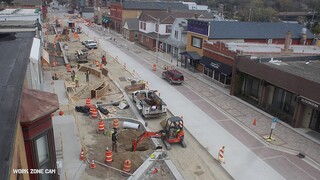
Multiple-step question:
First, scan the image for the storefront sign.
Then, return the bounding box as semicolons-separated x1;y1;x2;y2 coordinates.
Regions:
187;20;208;36
210;62;220;69
301;98;319;109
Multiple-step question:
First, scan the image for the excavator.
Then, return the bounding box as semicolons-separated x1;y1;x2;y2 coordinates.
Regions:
132;116;187;151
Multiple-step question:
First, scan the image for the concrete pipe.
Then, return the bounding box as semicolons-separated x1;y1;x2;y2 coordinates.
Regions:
123;121;140;130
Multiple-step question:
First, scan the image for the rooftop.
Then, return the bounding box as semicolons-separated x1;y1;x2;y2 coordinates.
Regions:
263;59;320;84
124;18;139;30
12;0;42;6
0;8;39;21
122;1;188;10
223;42;320;56
208;21;314;39
0;32;35;180
140;10;213;24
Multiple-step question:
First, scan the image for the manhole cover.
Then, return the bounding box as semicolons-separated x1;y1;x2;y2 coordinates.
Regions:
119;77;127;82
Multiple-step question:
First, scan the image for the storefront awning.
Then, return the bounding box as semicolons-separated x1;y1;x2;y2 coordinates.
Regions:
180;51;201;60
199;56;232;76
102;17;110;23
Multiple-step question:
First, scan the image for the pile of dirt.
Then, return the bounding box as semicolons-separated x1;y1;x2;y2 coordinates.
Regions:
84;128;153;179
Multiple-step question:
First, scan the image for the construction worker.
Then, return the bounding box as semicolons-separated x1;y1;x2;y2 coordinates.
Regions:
85;70;90;83
71;70;75;82
74;75;79;87
101;55;107;65
112;129;118;152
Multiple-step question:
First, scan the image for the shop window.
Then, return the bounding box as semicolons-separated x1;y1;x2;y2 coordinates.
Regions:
204;67;213;78
214;71;219;81
219;74;226;84
244;76;260;99
191;36;202;48
272;87;295;116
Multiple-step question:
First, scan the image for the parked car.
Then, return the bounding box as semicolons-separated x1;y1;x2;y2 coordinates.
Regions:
82;40;96;46
85;43;98;49
162;69;184;84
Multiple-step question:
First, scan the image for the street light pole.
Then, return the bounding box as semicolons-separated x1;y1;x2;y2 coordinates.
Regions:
155;18;160;63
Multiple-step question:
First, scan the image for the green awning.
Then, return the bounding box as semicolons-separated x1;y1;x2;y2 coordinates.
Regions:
102;17;109;23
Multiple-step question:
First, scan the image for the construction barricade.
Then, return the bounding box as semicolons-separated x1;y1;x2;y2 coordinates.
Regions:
218;146;225;164
98;120;105;132
105;148;112;164
92;109;98;119
86;98;91;107
113;119;119;129
122;159;131;173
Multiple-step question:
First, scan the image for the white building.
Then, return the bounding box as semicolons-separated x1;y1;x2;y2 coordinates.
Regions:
181;2;209;11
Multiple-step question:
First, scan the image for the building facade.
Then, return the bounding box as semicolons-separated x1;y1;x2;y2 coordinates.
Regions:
123;18;139;42
231;56;320;132
163;18;188;59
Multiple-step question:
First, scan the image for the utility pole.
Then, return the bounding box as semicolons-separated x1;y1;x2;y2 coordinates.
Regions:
156;18;160;64
148;15;160;64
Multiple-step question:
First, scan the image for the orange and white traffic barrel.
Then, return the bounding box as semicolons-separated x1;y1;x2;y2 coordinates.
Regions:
113;119;119;129
122;159;131;173
98;120;105;132
86;98;91;107
105;148;112;164
92;109;98;119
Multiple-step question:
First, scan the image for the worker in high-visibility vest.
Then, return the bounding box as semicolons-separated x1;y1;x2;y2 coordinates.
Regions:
74;75;79;87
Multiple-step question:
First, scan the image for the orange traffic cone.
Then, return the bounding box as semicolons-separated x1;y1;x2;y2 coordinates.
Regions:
253;118;257;126
90;160;96;169
80;148;85;160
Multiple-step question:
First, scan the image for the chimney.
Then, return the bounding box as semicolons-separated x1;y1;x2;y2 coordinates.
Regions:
167;7;171;13
194;13;199;19
282;31;293;53
218;4;224;16
300;28;307;45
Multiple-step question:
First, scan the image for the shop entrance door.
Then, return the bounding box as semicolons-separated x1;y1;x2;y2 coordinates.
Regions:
310;109;320;133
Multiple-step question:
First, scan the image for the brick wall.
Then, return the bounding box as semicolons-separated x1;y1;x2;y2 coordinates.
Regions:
203;41;236;66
